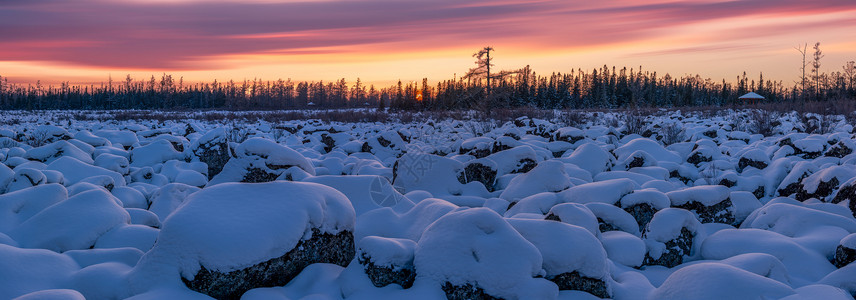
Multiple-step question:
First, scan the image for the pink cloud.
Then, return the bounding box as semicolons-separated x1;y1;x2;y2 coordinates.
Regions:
0;0;854;70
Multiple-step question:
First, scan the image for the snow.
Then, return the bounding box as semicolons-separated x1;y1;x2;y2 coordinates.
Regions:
508;218;608;279
357;236;416;268
544;202;600;237
842;233;856;248
10;189;130;252
499;160;571;202
130;181;355;287
46;157;126;188
414;208;558;299
666;185;731;206
5;109;856;298
619;188;671;210
649;263;794;300
643;208;701;260
559;178;637;205
601;230;646;267
615;138;682;164
560;143;613;177
304;175;413;216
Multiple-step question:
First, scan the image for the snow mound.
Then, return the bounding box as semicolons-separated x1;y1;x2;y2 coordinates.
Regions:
414;208;557;299
559;178;637;205
499;160;571;202
649;263;794;300
666;185;730;206
10;189;129;252
133;181;354;280
208;137;315;185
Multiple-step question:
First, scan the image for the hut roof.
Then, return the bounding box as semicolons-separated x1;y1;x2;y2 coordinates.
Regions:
738;92;765;100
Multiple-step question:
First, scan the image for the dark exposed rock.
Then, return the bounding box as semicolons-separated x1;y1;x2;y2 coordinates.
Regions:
752;186;766;200
548;271;610;298
361;142;373;153
624;203;657;233
670;170;693;185
320;134;336;153
397;131;411;143
795;178;839;202
643;228;694;268
378;136;392;148
597;218;620;233
457;162;498;192
826;142;853;158
851;198;856;218
359;254;416;289
554;134;584;144
718;178;736;188
832;183;856;205
686;151;712;165
468;148;492;159
641;130;654;138
703;130;717;138
627;156;646;169
544;213;561;222
512;158;537;174
442;282;503;300
491;142;513;154
194;139;231;180
778;182;805;198
241;167;282;183
675;199;734;224
834;245;856;268
737;157;768;172
183;229;354;300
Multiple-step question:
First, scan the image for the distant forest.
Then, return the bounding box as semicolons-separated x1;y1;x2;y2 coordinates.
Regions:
1;44;854;112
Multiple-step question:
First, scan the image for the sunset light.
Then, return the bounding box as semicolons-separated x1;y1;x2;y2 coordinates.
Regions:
1;0;855;86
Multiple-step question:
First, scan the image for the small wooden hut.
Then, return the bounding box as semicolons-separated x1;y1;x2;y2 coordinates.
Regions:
738;92;765;105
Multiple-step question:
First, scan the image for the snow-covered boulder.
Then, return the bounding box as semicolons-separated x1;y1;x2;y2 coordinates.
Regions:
208;137;315;186
130;181;355;299
737;148;770;172
795;166;856;201
357;236;416;288
561;143;613;177
6;168;47;193
0;184;68;233
508;218;611;298
835;233;856;268
650;263;794;299
666;185;735;224
10;189;130;252
25;140;93;165
303;175;412;216
191;128;231;179
499;160;571;203
641;208;701;268
544;203;600;237
457;158;498;192
392;153;464;196
46;157;126;188
130;140;184;167
619;188;671;232
414;208;557;299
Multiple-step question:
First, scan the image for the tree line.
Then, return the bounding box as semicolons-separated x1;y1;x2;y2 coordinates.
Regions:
0;44;853;111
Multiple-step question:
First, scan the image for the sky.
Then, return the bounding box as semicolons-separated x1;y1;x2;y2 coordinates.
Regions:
1;0;856;87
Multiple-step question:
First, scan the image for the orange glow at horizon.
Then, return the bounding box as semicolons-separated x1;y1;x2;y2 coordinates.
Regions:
1;0;855;88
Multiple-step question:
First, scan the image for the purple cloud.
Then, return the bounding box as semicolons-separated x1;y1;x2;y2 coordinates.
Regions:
0;0;853;69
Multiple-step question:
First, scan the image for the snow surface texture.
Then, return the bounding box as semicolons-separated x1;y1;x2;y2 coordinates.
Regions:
1;109;856;299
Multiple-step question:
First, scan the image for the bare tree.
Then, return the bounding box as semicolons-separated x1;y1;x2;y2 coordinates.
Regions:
844;61;855;92
795;43;808;100
811;42;824;100
463;47;495;96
